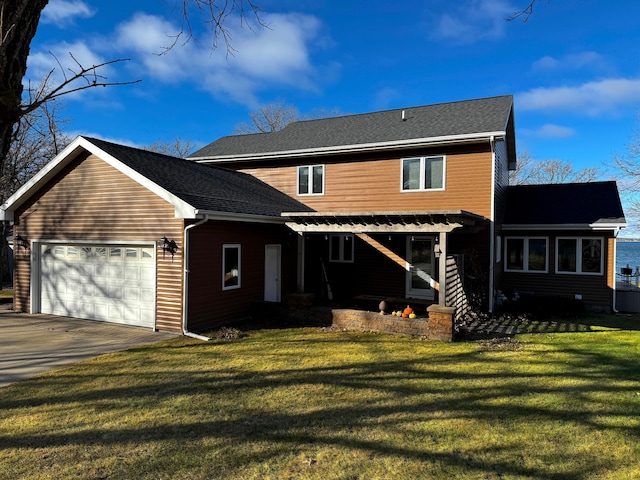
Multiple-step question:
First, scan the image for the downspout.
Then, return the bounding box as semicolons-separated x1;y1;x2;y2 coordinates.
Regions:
612;227;621;313
488;135;496;314
182;216;211;341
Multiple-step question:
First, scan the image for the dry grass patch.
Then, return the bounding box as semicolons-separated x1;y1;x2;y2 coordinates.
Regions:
1;321;639;479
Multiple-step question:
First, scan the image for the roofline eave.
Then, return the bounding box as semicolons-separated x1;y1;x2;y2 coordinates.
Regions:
193;209;288;224
0;136;200;223
189;131;507;164
502;222;627;231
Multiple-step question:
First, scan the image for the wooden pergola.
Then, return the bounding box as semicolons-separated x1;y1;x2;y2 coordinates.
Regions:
283;210;486;306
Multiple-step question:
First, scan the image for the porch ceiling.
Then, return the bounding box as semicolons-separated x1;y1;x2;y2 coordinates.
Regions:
283;210;486;233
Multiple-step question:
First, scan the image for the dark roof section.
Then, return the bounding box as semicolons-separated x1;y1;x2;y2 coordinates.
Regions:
84;137;312;218
504;181;626;226
189;95;514;159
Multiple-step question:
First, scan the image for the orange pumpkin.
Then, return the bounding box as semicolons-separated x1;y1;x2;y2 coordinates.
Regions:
403;306;413;315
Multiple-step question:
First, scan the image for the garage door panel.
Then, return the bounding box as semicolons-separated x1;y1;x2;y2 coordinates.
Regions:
40;243;156;328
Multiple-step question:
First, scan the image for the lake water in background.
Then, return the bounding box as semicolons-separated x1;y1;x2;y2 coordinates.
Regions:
617;241;640;271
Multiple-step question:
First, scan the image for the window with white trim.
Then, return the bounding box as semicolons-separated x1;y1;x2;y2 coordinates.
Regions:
297;165;324;195
329;234;354;263
222;244;241;290
556;237;603;275
401;156;445;191
504;237;548;272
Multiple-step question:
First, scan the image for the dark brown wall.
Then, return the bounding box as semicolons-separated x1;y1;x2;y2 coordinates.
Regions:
499;231;615;310
186;221;298;331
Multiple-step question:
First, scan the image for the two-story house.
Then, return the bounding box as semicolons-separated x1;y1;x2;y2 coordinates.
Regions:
0;95;626;334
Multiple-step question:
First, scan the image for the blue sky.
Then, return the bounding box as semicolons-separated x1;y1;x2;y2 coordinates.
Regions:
28;0;640;174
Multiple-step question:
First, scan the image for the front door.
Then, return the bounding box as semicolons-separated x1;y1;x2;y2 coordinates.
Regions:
264;245;281;302
406;236;435;300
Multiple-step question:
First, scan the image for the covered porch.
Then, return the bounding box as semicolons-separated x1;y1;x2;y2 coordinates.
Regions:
283;210;489;315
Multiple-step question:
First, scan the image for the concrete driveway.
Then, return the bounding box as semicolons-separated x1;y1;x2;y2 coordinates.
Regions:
0;303;176;387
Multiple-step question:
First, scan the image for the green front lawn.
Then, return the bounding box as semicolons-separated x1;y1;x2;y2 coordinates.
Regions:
1;315;639;479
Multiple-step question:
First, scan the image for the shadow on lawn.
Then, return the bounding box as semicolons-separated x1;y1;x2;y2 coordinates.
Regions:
2;330;639;480
457;312;640;342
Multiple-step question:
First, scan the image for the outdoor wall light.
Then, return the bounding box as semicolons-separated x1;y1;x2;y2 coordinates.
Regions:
15;235;28;249
159;236;178;259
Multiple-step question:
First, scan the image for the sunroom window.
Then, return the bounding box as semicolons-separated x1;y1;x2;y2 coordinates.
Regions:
557;237;603;275
505;237;548;272
401;156;445;191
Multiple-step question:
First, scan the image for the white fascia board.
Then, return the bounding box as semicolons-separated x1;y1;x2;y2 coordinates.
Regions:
1;136;198;221
1;137;90;222
190;131;506;164
502;222;627;231
195;210;286;224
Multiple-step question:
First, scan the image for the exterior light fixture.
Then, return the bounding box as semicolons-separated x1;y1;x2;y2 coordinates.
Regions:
159;236;178;259
15;235;28;249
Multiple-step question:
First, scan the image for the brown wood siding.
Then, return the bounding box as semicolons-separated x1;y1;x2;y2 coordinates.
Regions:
13;153;184;332
186;221;297;331
237;145;495;218
499;231;615;311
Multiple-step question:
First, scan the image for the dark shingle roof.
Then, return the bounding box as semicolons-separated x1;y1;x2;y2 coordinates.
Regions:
504;182;626;226
84;137;312;218
189;95;514;159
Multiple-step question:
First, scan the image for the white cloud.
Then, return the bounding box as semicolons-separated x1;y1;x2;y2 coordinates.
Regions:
113;12;328;106
430;0;515;44
522;124;576;138
41;0;95;26
532;52;608;72
517;79;640;116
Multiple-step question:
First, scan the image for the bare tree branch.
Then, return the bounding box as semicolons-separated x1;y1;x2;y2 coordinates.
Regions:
20;54;141;117
507;0;548;22
510;152;605;185
235;101;344;135
159;0;266;56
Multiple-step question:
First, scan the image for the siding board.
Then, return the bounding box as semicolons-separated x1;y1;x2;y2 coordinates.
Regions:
237;145;494;218
14;153;184;332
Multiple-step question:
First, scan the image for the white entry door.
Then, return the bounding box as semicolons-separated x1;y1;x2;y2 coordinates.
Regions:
39;243;156;328
264;244;281;302
406;236;435;300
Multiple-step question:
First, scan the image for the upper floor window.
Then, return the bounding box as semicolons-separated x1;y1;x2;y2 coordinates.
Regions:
298;165;324;195
505;237;548;273
557;237;603;275
401;156;445;192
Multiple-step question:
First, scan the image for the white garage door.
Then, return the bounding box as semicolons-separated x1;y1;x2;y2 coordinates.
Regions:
40;244;156;328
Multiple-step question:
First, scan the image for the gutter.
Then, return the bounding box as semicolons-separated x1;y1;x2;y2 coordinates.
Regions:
190;132;507;164
182;216;211;341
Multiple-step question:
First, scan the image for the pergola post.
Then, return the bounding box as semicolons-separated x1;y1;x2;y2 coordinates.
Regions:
438;231;447;306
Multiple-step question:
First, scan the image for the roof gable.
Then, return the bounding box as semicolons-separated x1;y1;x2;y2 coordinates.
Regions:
1;136;311;222
189;95;515;162
504;181;626;229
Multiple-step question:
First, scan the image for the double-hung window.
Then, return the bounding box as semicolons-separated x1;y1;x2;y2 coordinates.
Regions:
556;237;603;275
401;156;445;191
298;165;324;195
329;234;354;263
222;244;241;290
504;237;548;272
